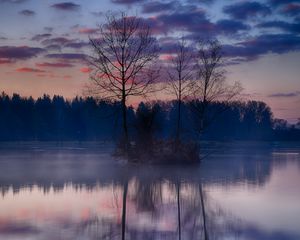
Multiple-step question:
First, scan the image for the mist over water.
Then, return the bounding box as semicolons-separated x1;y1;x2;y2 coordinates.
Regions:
0;142;299;240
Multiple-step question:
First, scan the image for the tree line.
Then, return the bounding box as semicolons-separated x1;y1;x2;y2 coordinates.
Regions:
0;92;299;141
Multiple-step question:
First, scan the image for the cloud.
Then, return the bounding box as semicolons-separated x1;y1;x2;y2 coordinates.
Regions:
281;3;300;16
41;37;72;46
77;28;99;34
186;0;215;5
223;34;300;61
40;37;88;50
215;19;250;35
16;67;46;73
269;0;300;7
96;4;246;38
36;62;74;68
0;46;45;60
223;2;271;20
80;67;92;73
91;11;103;17
38;35;89;50
268;91;300;97
141;1;210;15
141;1;177;14
45;53;87;61
241;34;300;54
65;41;89;49
139;7;248;37
257;21;300;34
0;59;13;64
44;27;53;32
45;44;62;51
0;0;28;3
158;37;195;55
154;8;214;35
31;33;52;41
51;2;80;11
157;9;207;29
111;0;145;4
223;44;264;61
159;40;181;54
135;17;168;35
19;9;35;16
159;54;174;61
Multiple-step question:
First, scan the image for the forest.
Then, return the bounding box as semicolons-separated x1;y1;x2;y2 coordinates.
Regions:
0;92;299;142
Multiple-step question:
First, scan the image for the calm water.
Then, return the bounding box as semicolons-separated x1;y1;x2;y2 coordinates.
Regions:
0;142;299;240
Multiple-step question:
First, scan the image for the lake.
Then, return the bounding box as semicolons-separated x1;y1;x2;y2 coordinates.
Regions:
0;142;299;240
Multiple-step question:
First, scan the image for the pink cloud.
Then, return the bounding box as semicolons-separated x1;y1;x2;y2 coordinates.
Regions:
80;67;92;73
78;28;99;34
16;67;46;73
0;59;13;64
36;62;74;68
159;54;174;61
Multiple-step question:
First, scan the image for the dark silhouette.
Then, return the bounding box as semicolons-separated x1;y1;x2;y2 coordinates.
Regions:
0;92;299;142
166;38;195;146
122;181;128;240
191;40;242;137
88;12;159;151
133;102;163;157
176;182;182;240
200;183;209;240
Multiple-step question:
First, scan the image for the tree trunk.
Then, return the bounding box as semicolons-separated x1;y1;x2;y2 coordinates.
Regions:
176;99;181;146
121;181;128;240
121;91;129;151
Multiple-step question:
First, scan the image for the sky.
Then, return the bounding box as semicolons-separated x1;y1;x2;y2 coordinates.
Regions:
0;0;299;122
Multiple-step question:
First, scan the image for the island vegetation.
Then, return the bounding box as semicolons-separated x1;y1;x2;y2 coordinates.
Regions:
85;12;242;163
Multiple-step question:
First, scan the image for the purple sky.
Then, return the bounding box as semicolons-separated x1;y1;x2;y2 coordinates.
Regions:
0;0;299;122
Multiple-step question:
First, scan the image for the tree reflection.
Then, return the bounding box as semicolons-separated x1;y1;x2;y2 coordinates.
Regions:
176;182;181;240
122;181;128;240
1;177;299;240
1;144;299;239
199;183;209;240
133;181;162;212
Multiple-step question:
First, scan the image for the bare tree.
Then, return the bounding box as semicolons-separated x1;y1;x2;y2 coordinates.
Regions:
191;39;242;135
88;12;159;150
167;38;195;144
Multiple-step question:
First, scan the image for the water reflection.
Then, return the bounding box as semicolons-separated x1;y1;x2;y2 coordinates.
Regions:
0;142;299;240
